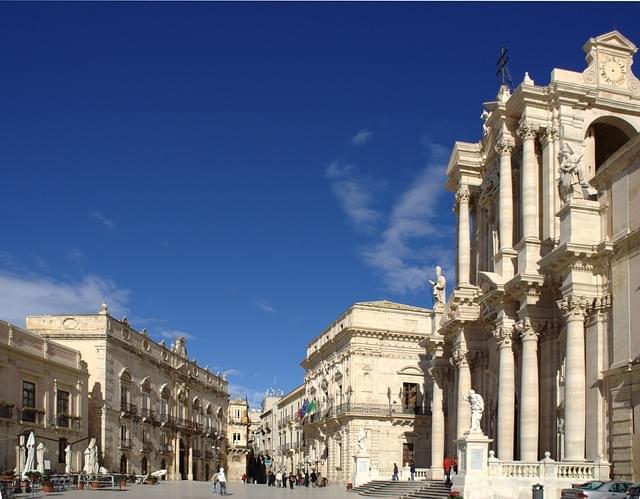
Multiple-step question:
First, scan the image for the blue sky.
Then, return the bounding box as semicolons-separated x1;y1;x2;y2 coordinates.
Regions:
1;2;638;407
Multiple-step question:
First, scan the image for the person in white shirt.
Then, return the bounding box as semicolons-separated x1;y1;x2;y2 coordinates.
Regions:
216;468;227;496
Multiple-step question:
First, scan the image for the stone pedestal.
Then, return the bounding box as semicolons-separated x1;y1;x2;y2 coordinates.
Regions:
558;199;600;246
353;453;371;487
451;431;492;499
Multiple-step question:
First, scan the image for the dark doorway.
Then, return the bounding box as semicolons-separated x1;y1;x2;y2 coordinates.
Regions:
120;455;128;474
179;439;186;480
192;461;197;481
402;443;414;465
141;456;148;475
160;459;167;479
205;463;210;481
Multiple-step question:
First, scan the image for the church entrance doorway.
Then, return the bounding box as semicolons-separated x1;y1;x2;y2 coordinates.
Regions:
179;439;186;480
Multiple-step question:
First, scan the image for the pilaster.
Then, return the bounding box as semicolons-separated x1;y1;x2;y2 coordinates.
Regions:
451;335;471;439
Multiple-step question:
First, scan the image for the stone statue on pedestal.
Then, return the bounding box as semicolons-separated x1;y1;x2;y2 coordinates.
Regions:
465;390;484;433
558;144;593;203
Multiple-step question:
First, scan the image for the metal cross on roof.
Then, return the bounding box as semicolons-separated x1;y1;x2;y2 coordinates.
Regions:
496;47;513;89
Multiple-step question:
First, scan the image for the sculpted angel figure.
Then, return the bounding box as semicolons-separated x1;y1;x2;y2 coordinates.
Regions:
429;266;446;307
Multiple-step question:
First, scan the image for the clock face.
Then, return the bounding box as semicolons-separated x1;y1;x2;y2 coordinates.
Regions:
600;56;626;86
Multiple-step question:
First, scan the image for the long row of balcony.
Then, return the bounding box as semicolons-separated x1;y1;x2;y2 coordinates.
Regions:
304;402;430;423
0;406;81;430
121;405;224;437
119;439;216;459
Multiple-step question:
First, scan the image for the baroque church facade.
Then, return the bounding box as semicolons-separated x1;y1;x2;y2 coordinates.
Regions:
425;30;640;483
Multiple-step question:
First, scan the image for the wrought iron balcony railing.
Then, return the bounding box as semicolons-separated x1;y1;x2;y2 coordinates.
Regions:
20;407;44;424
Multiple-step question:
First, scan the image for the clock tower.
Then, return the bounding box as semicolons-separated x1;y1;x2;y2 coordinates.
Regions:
582;30;640;93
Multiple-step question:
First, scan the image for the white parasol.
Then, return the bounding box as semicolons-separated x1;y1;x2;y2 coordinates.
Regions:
36;442;45;473
22;432;36;479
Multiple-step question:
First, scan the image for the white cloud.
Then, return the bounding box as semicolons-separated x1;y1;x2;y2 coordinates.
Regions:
228;383;266;409
361;141;453;294
0;270;130;326
255;298;276;314
91;210;116;230
326;139;454;296
325;162;381;232
158;328;197;341
352;129;374;146
223;368;242;377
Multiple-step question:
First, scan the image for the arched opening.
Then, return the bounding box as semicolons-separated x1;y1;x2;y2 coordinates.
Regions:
160;458;167;478
120;454;128;474
583;117;636;179
141;456;148;475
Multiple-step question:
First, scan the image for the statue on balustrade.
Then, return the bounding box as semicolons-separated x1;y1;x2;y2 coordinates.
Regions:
429;265;447;308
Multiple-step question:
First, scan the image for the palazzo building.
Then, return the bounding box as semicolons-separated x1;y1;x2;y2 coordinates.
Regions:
273;385;304;473
26;304;228;480
0;319;89;473
301;300;434;483
425;30;640;483
226;397;250;481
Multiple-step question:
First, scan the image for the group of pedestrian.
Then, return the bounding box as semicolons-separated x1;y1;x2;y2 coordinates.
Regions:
262;469;321;488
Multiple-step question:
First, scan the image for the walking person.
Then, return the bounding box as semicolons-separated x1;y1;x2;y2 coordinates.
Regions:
310;470;317;487
276;470;282;488
217;467;227;496
211;470;219;494
289;472;295;489
392;462;399;481
409;459;416;481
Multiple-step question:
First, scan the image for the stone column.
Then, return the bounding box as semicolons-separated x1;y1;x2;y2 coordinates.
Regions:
540;125;559;241
429;365;446;478
559;296;587;461
517;121;539;239
517;318;539;461
452;339;471;439
492;326;515;461
495;135;514;250
456;185;471;285
585;297;609;460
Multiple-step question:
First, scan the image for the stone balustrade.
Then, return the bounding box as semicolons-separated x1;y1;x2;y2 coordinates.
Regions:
487;451;610;481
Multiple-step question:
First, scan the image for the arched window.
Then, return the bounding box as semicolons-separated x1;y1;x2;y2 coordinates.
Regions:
583;116;636;177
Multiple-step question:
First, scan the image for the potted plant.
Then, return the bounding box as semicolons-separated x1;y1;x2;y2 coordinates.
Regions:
91;478;100;489
77;479;85;490
41;474;53;493
0;469;15;482
144;474;156;485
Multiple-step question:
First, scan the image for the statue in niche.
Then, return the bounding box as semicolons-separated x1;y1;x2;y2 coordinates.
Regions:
558;143;593;203
465;390;485;433
429;266;446;307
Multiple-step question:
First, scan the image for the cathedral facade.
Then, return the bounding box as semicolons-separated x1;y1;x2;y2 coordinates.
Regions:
426;30;640;484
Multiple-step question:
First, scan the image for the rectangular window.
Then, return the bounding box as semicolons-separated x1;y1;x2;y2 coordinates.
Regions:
402;383;418;407
57;390;70;415
23;381;36;408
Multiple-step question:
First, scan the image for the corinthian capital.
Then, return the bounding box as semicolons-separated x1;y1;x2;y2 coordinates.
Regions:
517;121;537;140
494;136;514;156
515;317;538;342
492;326;513;348
557;295;588;320
450;344;469;368
455;184;470;204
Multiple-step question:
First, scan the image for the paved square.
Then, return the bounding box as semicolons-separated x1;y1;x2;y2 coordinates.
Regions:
48;481;354;499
